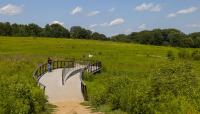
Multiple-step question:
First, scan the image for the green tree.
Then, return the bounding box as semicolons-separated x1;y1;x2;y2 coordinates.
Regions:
11;24;29;37
91;32;107;40
111;34;129;42
70;26;92;39
27;23;42;37
43;24;70;38
180;37;194;47
0;22;12;36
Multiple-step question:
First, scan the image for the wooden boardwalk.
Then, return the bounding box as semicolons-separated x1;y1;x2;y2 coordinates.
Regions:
39;69;84;103
38;68;102;114
34;60;102;114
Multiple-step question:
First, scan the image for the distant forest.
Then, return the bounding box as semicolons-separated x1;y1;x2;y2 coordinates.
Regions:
0;22;200;48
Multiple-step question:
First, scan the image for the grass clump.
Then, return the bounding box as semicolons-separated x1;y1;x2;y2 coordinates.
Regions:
192;50;200;60
167;50;175;60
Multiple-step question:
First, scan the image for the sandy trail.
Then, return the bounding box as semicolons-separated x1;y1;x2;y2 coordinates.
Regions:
53;101;102;114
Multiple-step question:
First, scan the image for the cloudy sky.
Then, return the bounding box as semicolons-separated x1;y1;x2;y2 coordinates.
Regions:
0;0;200;36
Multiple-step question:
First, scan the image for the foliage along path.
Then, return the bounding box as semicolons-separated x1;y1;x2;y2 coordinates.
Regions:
39;69;102;114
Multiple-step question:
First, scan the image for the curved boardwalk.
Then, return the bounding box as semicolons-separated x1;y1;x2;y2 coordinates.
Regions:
39;69;83;103
39;68;102;114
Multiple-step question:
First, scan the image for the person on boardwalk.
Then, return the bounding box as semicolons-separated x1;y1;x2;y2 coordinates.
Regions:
47;57;52;72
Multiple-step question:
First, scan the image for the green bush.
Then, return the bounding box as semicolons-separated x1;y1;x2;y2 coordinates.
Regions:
178;50;190;59
191;50;200;60
167;50;175;60
149;63;200;113
0;59;48;114
88;63;200;114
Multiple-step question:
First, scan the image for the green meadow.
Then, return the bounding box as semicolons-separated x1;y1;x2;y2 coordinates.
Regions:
0;37;200;114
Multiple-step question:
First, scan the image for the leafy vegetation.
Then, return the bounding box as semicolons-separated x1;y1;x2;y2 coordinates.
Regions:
86;62;200;114
112;29;200;48
0;22;107;40
0;55;48;114
0;37;200;114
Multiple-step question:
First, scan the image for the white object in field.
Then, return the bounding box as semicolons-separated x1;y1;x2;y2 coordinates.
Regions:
88;54;93;58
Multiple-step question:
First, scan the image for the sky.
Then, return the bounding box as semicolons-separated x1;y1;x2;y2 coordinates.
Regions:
0;0;200;36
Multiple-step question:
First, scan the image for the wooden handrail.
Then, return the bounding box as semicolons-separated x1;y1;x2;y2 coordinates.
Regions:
33;59;102;101
62;60;102;100
33;60;75;92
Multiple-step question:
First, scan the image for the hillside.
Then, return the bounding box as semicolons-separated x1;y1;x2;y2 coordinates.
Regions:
0;37;200;114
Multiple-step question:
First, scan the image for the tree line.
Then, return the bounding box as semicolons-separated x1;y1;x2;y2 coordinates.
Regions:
111;29;200;48
0;22;107;40
1;22;200;48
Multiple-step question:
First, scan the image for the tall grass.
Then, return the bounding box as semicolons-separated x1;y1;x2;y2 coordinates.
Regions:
0;37;200;113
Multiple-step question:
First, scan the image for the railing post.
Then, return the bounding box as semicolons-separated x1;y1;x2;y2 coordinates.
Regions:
95;62;97;71
52;62;54;69
40;66;42;76
41;65;44;75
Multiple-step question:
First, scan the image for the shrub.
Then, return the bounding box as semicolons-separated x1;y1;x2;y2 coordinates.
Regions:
88;63;200;114
178;50;190;59
149;63;200;113
167;50;175;60
191;50;200;60
0;59;48;114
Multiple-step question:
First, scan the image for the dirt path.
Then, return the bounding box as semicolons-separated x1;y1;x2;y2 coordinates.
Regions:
53;101;102;114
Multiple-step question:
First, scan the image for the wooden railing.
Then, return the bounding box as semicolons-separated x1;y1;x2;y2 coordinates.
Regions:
33;59;102;101
81;61;102;100
62;60;102;100
33;60;75;92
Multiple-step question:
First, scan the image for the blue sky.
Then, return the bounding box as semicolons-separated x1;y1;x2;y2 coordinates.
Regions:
0;0;200;36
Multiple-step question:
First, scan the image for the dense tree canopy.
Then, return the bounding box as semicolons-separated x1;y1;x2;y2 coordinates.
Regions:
42;24;70;38
0;22;107;40
111;29;200;48
91;32;107;40
70;26;92;39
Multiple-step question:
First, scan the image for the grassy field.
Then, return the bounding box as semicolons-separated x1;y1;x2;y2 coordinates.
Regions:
0;37;200;114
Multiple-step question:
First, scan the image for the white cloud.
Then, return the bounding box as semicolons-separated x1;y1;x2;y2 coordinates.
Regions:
109;8;115;12
135;3;153;11
138;24;147;30
109;18;125;26
168;7;198;18
135;3;161;12
168;13;176;18
70;6;82;15
150;5;161;12
0;4;23;15
87;11;100;16
88;24;98;28
99;18;124;27
177;7;197;14
51;21;64;26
